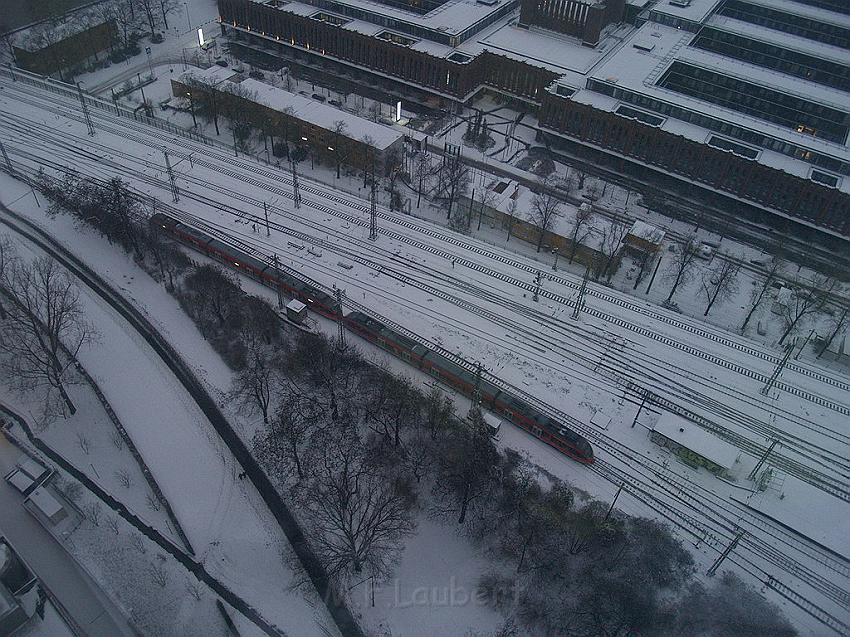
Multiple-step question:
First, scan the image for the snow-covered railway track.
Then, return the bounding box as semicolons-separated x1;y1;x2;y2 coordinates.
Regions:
2;70;849;409
3;106;849;490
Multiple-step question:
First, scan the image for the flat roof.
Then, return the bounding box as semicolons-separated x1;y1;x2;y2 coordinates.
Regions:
628;220;665;244
249;0;518;38
705;15;850;66
177;71;404;150
649;0;723;23
19;458;48;481
653;412;739;470
740;0;850;30
6;470;34;493
286;299;307;312
576;22;850;192
27;488;64;518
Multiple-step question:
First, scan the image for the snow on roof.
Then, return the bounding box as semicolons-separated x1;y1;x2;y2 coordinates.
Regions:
743;0;850;30
19;458;48;481
653;412;739;470
179;65;240;87
236;77;404;151
250;0;517;39
649;0;722;23
6;470;34;494
27;488;64;519
286;299;307;312
628;220;665;244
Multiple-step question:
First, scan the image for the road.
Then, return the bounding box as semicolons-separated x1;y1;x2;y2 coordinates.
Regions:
0;429;139;637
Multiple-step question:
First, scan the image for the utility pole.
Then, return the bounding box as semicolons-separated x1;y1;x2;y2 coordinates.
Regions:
818;307;848;359
572;265;590;319
707;531;744;577
532;271;542;302
645;255;663;295
77;82;95;136
469;362;482;418
0;140;13;175
273;254;283;309
369;179;378;240
552;248;560;271
163;150;179;202
604;483;624;521
263;201;270;237
291;160;301;209
748;439;779;481
631;390;649;428
335;288;346;351
794;329;814;360
761;341;795;395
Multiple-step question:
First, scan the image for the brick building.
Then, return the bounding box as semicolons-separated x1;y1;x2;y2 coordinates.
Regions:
518;0;625;46
13;20;117;79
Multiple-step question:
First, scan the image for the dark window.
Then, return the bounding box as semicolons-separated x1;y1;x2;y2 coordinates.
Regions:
708;135;760;159
811;169;841;187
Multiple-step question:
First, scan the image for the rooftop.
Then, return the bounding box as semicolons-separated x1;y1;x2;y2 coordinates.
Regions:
248;0;518;39
652;412;740;470
649;0;723;24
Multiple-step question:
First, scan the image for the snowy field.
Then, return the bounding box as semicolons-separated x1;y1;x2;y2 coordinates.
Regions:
0;66;848;635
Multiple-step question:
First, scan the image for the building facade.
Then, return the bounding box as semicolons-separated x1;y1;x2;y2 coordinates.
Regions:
217;0;850;241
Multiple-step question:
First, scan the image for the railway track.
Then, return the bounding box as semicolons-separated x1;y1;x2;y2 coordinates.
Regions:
2;91;848;491
2;74;849;633
4;69;848;405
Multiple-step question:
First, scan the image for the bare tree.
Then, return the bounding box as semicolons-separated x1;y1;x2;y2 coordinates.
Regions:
254;394;318;481
0;256;94;415
663;238;700;303
146;492;161;512
186;579;203;601
439;151;469;220
105;515;120;535
741;255;784;332
130;533;147;554
84;502;102;526
150;562;168;587
568;203;594;264
183;75;221;135
114;468;132;489
432;416;500;525
700;256;741;316
302;423;414;577
133;0;160;36
99;0;135;51
779;273;838;345
596;218;628;281
331;120;347;179
231;351;275;424
76;433;91;455
157;0;180;30
412;152;431;208
527;177;563;253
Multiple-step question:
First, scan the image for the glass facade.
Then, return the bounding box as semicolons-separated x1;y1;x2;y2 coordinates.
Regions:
691;27;850;92
658;61;850;144
718;0;850;49
585;77;850;176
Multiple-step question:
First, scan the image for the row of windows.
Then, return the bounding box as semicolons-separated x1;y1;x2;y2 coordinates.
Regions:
585;78;850;176
792;0;850;17
719;0;850;49
691;27;850;93
658;61;850;144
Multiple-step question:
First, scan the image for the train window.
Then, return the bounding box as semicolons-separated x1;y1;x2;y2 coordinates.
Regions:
532;426;543;438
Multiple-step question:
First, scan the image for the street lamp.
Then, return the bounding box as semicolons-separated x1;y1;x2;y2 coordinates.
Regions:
186;91;197;127
184;2;191;30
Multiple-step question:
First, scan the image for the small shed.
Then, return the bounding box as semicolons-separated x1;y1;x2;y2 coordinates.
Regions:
26;488;68;525
624;220;665;255
4;457;50;496
285;299;307;324
650;412;739;477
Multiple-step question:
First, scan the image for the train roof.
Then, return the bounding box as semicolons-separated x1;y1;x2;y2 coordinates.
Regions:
423;349;476;385
174;222;214;245
150;212;178;228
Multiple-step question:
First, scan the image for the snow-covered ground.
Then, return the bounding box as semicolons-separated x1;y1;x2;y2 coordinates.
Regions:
0;183;340;636
0;69;848;636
